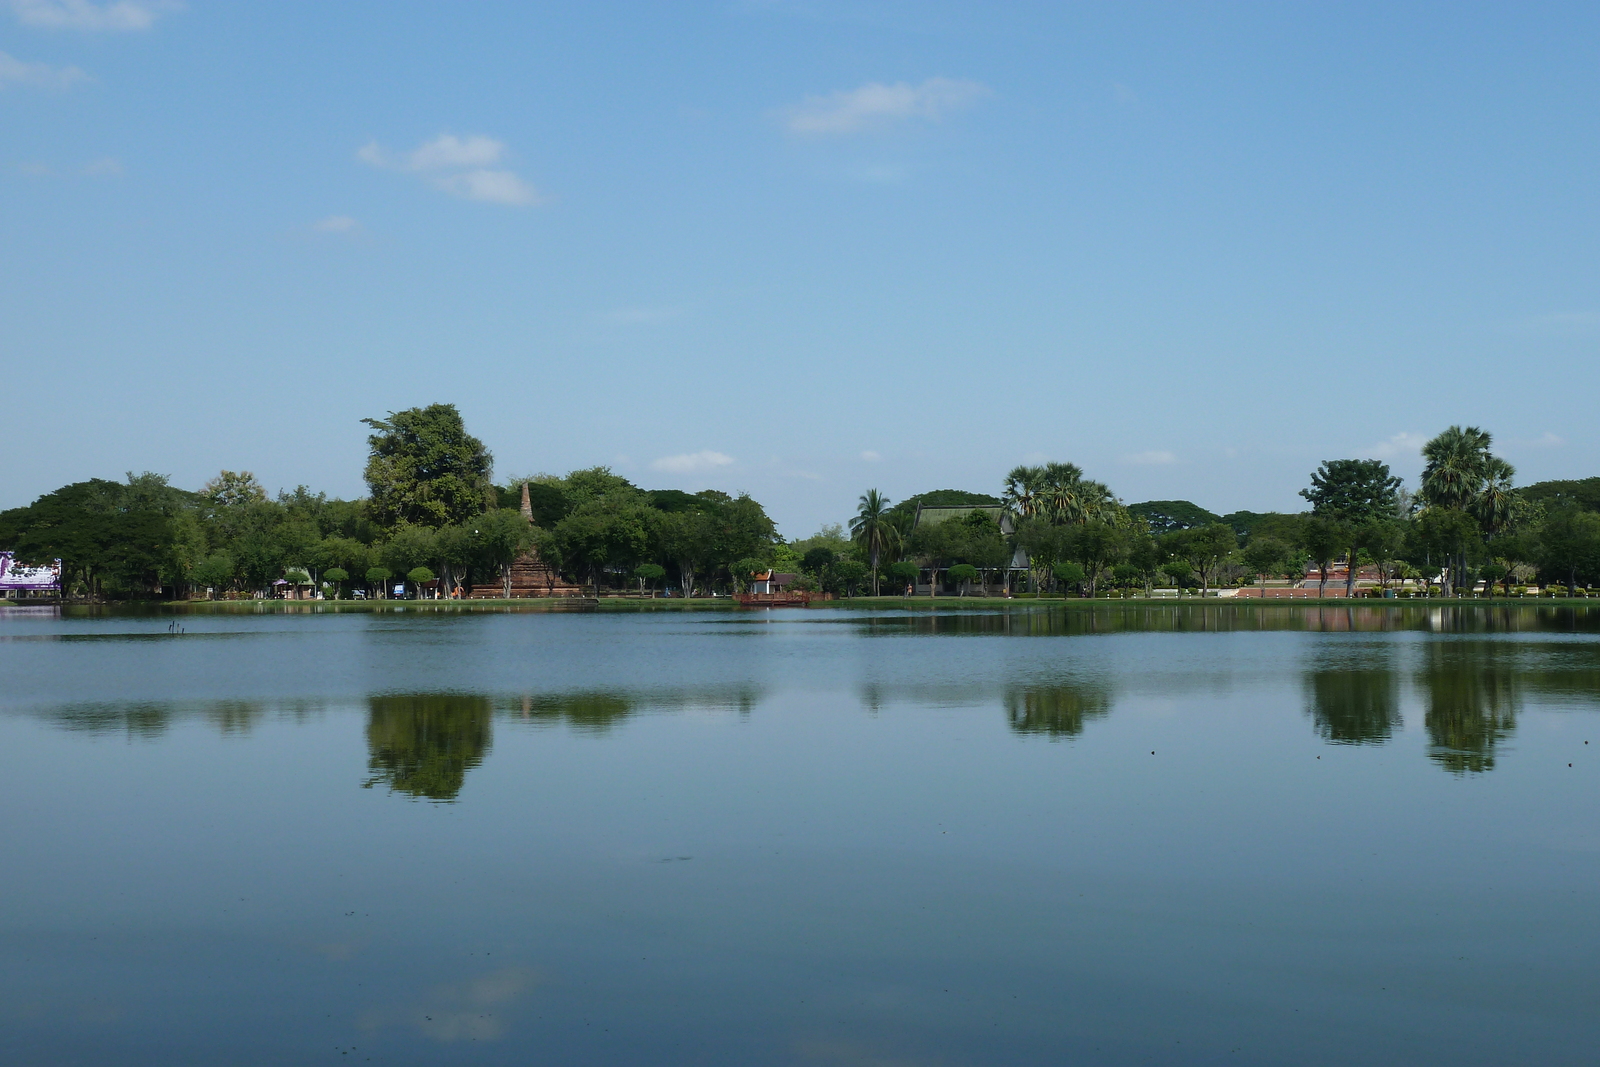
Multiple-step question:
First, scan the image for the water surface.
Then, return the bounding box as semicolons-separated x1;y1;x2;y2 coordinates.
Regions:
2;603;1597;1065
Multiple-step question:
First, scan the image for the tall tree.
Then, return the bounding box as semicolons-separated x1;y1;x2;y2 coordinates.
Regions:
1302;517;1344;598
1419;426;1512;593
1300;459;1401;595
849;489;895;596
1537;511;1600;596
362;405;493;529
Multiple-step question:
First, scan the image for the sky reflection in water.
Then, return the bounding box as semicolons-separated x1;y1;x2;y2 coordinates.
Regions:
2;603;1598;1065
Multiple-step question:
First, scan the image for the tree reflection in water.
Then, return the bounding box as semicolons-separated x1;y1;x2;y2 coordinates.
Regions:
1304;650;1401;745
364;694;493;802
514;692;636;734
1005;678;1114;739
1418;643;1521;774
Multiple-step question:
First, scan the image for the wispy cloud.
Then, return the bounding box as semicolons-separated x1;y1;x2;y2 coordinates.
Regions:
358;134;540;206
651;451;733;474
860;450;881;462
314;215;360;234
0;50;87;88
784;76;990;135
1362;431;1428;460
9;0;178;31
431;168;537;205
1122;450;1176;465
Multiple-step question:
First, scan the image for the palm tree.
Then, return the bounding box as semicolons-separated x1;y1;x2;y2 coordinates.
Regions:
850;489;894;596
1420;425;1506;594
1420;425;1493;510
1003;465;1045;520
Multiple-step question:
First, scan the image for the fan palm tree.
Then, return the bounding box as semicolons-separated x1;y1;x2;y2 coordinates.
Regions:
850;489;894;596
1420;425;1493;510
1003;465;1045;519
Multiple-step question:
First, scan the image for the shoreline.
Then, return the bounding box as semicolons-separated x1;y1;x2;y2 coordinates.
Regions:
8;595;1597;614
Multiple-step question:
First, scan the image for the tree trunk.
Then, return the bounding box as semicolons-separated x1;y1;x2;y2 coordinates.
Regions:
1345;543;1358;598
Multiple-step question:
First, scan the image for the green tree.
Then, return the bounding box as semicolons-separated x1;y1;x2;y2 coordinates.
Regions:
1538;511;1600;595
655;508;714;598
947;563;979;595
362;404;493;529
1052;561;1086;593
191;552;235;598
850;489;896;596
802;545;838;580
365;566;393;598
1301;517;1344;597
634;562;665;596
381;524;439;579
406;566;436;596
550;493;650;596
1412;508;1480;595
323;566;350;598
730;557;767;593
889;560;919;594
472;508;534;597
1420;426;1523;593
201;470;267;509
1065;519;1124;597
1300;459;1401;596
833;559;868;597
1169;523;1236;596
1242;537;1288;596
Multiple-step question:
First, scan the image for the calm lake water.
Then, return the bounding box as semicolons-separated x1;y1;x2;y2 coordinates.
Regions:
2;602;1598;1065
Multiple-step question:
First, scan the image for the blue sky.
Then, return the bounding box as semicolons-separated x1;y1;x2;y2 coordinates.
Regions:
4;1;1598;536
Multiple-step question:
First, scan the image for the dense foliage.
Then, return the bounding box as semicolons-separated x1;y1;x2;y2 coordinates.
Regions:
6;413;1600;600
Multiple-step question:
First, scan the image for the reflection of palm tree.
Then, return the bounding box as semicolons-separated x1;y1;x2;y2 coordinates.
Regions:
1004;679;1113;739
850;489;894;597
1305;659;1400;744
1419;643;1520;774
364;694;493;801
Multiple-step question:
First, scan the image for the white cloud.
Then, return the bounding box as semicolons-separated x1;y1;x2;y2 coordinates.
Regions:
1519;431;1565;449
0;50;87;88
1122;450;1176;465
359;134;539;206
785;76;990;135
314;215;359;233
431;169;537;205
405;134;503;170
82;155;120;174
9;0;177;31
860;450;881;462
1363;431;1428;460
651;451;734;474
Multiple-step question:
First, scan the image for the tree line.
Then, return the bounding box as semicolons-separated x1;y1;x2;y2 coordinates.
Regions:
0;405;778;600
838;426;1600;598
4;412;1599;600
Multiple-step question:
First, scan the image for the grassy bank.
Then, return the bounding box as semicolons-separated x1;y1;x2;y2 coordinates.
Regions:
26;593;1593;615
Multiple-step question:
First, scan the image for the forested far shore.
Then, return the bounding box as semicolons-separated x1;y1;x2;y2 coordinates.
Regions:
3;407;1599;601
